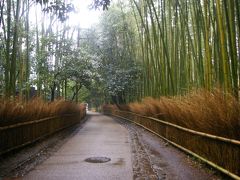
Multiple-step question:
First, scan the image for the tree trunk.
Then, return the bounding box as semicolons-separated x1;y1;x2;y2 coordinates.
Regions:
25;0;30;100
65;79;67;100
51;81;56;102
10;0;21;98
71;83;81;102
5;0;11;97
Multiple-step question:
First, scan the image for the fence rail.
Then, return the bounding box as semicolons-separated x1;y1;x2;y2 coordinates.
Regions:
0;111;86;155
104;109;240;180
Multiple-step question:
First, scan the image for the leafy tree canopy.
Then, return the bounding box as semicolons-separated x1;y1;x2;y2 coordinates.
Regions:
91;0;111;10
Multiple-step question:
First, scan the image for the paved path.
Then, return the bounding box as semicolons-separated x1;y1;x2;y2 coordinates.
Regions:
24;112;133;180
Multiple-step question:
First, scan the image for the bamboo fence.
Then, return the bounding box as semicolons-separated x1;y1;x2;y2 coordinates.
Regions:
0;111;86;155
104;109;240;180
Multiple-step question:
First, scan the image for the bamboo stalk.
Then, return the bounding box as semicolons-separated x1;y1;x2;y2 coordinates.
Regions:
216;0;230;92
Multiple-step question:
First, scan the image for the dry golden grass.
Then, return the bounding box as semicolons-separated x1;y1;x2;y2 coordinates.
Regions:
102;90;240;176
0;98;85;127
104;89;240;140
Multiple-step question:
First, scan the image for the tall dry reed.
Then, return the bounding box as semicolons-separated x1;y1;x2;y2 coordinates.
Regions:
0;98;85;126
106;89;240;140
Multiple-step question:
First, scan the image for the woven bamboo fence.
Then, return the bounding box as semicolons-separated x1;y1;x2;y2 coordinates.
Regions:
104;109;240;180
0;111;86;155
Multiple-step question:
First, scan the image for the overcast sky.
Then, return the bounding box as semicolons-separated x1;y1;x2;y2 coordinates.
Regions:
69;0;102;28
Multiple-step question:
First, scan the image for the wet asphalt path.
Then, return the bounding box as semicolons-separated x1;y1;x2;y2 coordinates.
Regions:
17;112;221;180
23;112;133;180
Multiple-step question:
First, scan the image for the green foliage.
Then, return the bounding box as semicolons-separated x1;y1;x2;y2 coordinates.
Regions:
91;0;111;10
42;1;75;22
96;5;142;104
64;48;92;88
2;0;238;105
78;85;91;102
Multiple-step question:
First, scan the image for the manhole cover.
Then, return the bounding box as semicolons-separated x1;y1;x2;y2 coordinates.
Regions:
85;157;111;163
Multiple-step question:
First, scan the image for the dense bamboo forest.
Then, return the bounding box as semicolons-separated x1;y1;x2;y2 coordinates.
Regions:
92;0;240;105
1;0;239;104
129;0;240;99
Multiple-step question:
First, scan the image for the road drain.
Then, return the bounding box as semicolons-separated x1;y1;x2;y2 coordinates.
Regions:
85;157;111;163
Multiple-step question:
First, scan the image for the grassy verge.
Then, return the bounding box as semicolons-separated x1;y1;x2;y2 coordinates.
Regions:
104;89;240;140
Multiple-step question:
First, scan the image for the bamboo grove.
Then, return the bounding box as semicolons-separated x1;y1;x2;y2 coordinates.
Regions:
1;0;240;104
129;0;240;99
